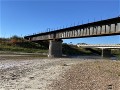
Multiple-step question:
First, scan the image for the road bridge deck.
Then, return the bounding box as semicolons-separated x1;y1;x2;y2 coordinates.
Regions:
77;44;120;49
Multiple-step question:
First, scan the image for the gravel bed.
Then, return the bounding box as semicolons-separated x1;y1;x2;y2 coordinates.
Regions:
0;56;119;90
50;60;120;90
0;58;82;90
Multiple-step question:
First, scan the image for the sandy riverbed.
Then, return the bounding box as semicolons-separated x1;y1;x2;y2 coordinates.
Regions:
0;57;84;90
0;56;120;90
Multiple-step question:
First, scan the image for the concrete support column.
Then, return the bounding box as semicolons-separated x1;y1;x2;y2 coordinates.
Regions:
48;39;62;58
101;48;111;57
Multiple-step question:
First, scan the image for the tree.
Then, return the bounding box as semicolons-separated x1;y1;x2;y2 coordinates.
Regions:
10;35;23;45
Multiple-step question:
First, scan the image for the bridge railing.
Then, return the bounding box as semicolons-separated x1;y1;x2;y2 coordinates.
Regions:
25;17;120;41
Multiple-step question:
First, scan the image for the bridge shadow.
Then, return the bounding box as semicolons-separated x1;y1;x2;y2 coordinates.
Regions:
62;44;118;60
62;43;101;56
63;55;118;60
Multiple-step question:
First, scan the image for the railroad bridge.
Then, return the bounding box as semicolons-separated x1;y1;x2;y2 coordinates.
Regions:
24;17;120;57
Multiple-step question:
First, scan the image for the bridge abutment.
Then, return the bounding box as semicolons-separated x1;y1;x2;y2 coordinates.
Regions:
48;39;63;58
101;49;111;57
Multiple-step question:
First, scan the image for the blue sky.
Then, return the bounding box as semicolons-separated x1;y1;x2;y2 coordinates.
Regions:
0;0;120;44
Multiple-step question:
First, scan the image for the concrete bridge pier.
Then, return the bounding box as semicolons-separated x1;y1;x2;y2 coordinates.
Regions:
48;39;63;58
101;48;111;57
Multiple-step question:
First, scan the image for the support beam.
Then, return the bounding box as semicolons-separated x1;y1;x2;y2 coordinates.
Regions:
101;48;111;57
48;39;63;58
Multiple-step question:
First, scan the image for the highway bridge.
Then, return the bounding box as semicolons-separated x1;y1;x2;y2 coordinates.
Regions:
24;17;120;57
77;44;120;49
77;44;120;57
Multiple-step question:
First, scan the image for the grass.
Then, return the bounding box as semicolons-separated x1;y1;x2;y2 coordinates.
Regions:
116;54;120;60
0;55;47;60
0;43;48;53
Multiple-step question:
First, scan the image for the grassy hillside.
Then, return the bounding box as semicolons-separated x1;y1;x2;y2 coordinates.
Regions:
0;36;48;53
62;43;101;56
0;42;48;53
111;49;120;59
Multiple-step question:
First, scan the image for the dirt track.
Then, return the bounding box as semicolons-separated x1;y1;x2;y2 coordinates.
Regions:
0;56;120;90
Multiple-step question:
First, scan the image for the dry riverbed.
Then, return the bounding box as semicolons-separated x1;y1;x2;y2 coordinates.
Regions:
0;55;120;90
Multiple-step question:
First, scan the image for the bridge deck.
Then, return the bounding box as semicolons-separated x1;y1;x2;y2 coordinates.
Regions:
77;44;120;49
25;17;120;41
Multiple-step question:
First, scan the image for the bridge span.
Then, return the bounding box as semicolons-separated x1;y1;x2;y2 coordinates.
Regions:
77;44;120;49
77;44;120;57
24;17;120;57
